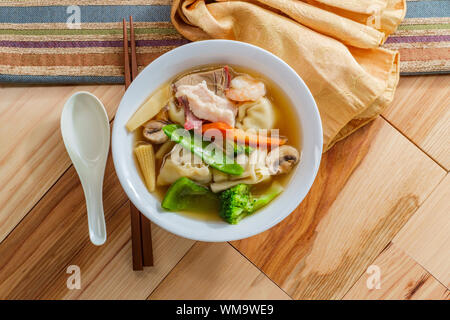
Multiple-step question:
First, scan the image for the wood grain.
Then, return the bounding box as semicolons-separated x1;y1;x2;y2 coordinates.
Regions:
69;204;193;300
393;174;450;288
149;242;291;300
0;153;126;299
0;85;123;243
73;223;193;300
382;75;450;170
0;152;194;299
344;243;449;300
232;117;446;299
0;75;448;300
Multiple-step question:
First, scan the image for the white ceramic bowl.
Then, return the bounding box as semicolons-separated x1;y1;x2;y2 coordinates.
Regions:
112;40;322;242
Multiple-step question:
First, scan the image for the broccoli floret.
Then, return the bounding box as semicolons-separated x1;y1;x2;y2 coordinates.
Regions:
219;184;253;224
219;182;283;224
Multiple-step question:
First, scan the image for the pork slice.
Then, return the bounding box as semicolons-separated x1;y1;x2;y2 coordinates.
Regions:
173;66;232;97
177;96;202;130
175;81;236;127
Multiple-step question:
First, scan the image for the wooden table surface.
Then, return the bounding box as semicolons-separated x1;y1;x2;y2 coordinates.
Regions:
0;75;449;300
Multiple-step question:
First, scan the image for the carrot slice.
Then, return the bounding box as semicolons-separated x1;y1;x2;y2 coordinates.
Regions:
202;122;233;133
201;122;286;147
234;129;287;147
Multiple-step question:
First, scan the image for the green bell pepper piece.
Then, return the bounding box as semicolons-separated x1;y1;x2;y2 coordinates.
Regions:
162;177;219;211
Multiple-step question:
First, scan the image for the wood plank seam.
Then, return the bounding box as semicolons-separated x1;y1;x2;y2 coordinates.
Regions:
341;242;394;299
74;240;130;299
381;114;448;172
145;239;197;299
228;241;294;299
230;117;446;299
0;114;196;298
407;258;450;291
2;110;439;247
0;163;72;245
145;118;446;299
335;198;419;297
344;242;449;298
71;203;131;299
375;119;449;285
1;89;445;298
382;76;450;171
395;172;448;232
148;242;292;300
392;173;450;289
38;228;98;299
0;154;130;298
404;274;427;300
345;239;395;295
342;171;448;294
36;196;131;299
0;113;118;245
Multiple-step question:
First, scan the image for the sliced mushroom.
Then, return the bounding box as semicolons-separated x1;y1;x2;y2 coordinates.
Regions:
266;145;300;175
142;120;169;144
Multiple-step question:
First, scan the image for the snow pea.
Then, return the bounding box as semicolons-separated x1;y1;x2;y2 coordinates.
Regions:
162;124;244;176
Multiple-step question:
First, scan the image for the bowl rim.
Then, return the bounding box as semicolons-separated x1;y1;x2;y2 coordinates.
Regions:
112;39;323;241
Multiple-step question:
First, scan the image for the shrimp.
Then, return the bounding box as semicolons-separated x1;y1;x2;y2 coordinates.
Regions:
225;75;266;102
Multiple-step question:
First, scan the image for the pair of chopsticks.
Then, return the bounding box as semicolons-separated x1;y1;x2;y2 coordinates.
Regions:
123;16;154;271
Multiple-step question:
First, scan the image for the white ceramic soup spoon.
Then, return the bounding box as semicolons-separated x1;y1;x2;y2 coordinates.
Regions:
61;92;109;246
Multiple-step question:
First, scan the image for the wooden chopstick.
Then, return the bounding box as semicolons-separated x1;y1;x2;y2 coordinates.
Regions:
129;16;138;81
122;18;131;90
130;202;143;270
129;16;154;267
140;213;154;266
123;18;142;271
123;17;154;270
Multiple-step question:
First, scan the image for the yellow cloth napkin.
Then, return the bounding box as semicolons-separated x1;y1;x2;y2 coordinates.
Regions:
171;0;406;151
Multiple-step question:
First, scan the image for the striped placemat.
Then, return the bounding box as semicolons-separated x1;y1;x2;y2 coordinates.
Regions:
383;0;450;75
0;0;448;83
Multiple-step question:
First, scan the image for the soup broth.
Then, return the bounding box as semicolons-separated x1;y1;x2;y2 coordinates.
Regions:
134;65;302;222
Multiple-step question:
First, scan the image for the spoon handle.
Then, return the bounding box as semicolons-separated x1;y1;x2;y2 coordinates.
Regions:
83;175;107;246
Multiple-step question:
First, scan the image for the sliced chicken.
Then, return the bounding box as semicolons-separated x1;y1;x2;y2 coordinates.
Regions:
175;81;236;127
